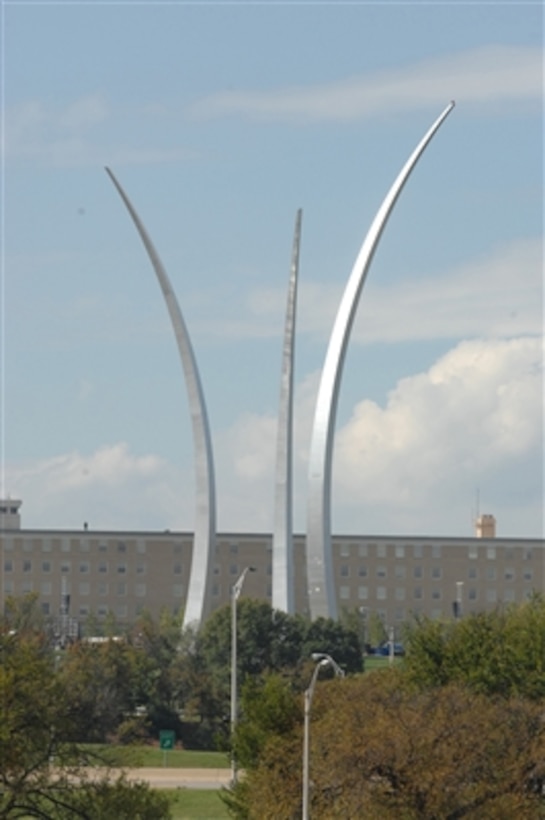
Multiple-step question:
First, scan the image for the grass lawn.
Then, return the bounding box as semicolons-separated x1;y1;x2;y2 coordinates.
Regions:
166;789;230;819
364;655;403;671
82;745;229;769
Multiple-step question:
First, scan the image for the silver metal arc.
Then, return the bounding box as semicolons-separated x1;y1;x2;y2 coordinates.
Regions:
272;209;302;614
306;102;455;621
105;168;216;631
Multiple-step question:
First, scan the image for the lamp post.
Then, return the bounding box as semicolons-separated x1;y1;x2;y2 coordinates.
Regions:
302;653;344;820
230;565;256;785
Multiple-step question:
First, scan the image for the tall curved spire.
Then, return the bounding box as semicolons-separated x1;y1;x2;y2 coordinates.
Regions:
105;168;216;631
306;102;455;620
272;209;302;614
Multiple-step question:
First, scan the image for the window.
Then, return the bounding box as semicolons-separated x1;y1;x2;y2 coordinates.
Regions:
116;604;128;618
3;580;13;594
504;589;515;603
61;541;70;552
41;540;52;552
431;567;442;579
340;543;350;557
504;547;514;561
395;588;406;601
468;588;478;601
468;545;478;559
79;582;90;596
523;569;533;582
41;581;52;595
136;541;146;554
21;581;33;594
99;561;108;573
487;547;496;560
42;561;51;573
505;568;515;581
230;564;238;575
61;562;71;573
358;566;368;577
4;559;12;572
173;563;183;575
212;584;220;597
23;560;32;573
377;587;386;600
135;583;146;597
432;589;442;600
432;544;441;558
358;544;368;558
41;602;50;615
98;582;108;596
99;543;108;552
377;566;387;578
524;548;533;561
79;606;89;616
395;608;405;621
136;563;146;575
79;562;89;574
395;566;406;579
339;586;350;600
468;566;478;580
117;542;126;553
173;584;184;598
230;543;238;554
97;605;108;617
414;587;423;600
117;564;127;574
395;545;405;559
358;586;368;600
117;582;127;596
486;567;496;581
414;566;423;579
413;544;423;558
340;565;349;578
377;544;386;558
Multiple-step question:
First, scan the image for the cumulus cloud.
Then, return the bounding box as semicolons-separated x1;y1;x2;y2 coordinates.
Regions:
4;338;542;538
190;45;542;123
331;336;543;533
5;443;189;531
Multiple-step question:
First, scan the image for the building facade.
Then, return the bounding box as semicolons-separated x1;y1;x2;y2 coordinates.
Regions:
1;501;543;636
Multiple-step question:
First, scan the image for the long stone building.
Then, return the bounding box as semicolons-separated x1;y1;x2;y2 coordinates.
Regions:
1;499;543;637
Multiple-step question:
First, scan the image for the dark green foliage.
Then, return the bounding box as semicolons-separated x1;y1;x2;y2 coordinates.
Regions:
404;594;545;699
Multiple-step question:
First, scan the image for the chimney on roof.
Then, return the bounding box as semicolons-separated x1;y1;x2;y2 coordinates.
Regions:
475;514;496;539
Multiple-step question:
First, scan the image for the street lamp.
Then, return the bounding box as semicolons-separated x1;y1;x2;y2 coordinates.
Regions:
230;565;256;784
302;653;344;820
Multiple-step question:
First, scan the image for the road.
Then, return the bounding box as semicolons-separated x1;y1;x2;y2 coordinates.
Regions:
123;768;231;790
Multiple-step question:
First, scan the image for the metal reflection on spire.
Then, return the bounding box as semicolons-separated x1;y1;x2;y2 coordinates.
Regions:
106;168;216;631
306;102;455;620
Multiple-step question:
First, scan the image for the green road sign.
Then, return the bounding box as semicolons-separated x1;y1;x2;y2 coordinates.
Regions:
159;730;176;750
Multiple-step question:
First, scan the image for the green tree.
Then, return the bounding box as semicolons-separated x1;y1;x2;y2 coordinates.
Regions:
227;671;545;819
0;629;172;818
404;595;545;699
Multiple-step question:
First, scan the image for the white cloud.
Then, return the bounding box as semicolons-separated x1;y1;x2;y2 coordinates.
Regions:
4;338;542;538
200;237;542;345
331;336;543;533
5;444;189;531
190;45;542;123
5;94;195;167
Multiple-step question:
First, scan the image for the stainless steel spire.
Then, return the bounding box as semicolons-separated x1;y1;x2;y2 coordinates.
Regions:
272;209;302;614
306;102;455;620
106;168;216;631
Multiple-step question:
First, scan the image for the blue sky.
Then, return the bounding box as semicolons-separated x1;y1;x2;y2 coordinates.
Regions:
1;1;543;538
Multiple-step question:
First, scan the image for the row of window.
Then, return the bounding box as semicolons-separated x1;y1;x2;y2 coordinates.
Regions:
3;560;185;575
339;565;531;581
342;586;533;603
3;580;184;598
2;540;189;554
337;543;535;560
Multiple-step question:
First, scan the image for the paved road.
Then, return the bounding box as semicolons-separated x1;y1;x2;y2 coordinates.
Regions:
124;768;231;790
